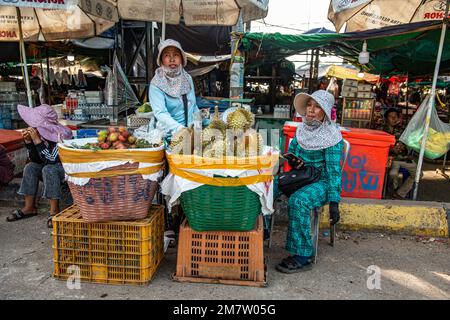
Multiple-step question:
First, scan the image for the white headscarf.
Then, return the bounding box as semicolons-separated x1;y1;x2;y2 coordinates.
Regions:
294;90;342;151
151;65;191;98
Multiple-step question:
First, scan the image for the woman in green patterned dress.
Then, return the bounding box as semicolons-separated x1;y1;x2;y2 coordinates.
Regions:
277;90;343;273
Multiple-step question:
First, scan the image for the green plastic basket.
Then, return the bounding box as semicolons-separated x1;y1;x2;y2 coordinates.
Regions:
179;184;261;232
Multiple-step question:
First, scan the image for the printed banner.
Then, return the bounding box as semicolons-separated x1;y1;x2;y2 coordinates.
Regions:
79;0;118;22
0;0;76;10
0;0;118;22
331;0;371;14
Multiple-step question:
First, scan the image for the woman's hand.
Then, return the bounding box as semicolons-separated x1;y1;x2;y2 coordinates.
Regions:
387;156;394;168
329;201;340;225
22;128;32;144
28;128;42;145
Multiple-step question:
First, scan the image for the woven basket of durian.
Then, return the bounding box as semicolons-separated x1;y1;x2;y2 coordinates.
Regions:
162;106;280;232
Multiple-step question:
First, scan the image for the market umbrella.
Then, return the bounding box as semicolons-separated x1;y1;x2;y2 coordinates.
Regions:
0;0;118;107
113;0;269;39
328;0;448;32
0;1;118;41
328;0;450;200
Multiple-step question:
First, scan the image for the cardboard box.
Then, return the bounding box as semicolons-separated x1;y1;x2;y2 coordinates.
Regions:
358;83;373;92
357;92;373;99
342;86;359;93
342;91;357;98
343;79;359;87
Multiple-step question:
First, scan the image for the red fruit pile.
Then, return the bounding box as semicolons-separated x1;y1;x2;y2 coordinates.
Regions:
96;127;138;150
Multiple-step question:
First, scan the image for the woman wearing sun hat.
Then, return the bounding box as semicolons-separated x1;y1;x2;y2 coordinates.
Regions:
277;90;343;274
149;39;200;134
6;104;72;228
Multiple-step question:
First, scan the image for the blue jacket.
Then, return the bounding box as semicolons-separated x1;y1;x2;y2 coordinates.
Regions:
149;76;199;133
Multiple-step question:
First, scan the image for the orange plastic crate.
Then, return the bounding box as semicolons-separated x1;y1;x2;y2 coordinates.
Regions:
173;215;266;287
52;204;164;286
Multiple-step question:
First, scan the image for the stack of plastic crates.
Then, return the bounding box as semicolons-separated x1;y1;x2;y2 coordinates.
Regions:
172;216;266;287
53;204;164;285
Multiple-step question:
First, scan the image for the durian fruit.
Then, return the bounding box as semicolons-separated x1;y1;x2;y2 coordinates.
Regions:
170;126;194;155
201;127;224;150
234;129;264;157
201;106;227;152
239;107;255;128
208;106;227;133
226;107;254;132
203;139;228;158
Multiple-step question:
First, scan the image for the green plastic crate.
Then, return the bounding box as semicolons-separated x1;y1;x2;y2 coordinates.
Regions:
179;184;261;232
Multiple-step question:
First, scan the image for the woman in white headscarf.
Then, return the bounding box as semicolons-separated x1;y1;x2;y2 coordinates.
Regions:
149;39;199;134
277;90;344;274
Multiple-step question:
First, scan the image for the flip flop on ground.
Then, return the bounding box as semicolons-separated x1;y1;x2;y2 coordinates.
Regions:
6;209;38;222
276;256;313;274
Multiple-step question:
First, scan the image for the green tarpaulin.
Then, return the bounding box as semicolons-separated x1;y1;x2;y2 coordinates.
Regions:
242;21;450;77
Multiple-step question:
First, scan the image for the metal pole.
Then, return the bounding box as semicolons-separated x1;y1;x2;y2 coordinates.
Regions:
46;46;51;104
229;12;244;100
17;8;33;107
162;0;166;42
308;49;314;94
314;49;320;87
405;73;409;123
413;0;450;200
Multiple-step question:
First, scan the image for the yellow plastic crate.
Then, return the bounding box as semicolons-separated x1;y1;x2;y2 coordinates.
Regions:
52;204;164;286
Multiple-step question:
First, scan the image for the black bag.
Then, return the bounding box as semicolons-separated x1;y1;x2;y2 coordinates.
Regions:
278;166;321;197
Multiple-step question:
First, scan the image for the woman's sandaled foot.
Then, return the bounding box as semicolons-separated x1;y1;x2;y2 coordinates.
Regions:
276;256;313;274
47;212;57;229
6;209;38;222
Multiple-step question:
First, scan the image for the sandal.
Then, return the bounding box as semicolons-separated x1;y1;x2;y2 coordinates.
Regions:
47;214;54;229
276;256;313;274
6;209;38;222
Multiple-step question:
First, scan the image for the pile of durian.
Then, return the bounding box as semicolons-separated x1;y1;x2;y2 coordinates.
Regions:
169;106;264;158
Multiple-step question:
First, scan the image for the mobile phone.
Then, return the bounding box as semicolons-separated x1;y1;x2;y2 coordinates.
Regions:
282;153;304;169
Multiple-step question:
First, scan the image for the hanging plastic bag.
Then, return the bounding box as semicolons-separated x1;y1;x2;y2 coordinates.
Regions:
103;65;117;106
102;54;140;111
400;95;450;160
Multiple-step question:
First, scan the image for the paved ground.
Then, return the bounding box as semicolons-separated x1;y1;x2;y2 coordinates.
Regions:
414;163;449;202
0;204;448;300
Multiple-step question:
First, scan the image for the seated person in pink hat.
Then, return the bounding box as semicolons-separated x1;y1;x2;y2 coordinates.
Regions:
6;104;72;228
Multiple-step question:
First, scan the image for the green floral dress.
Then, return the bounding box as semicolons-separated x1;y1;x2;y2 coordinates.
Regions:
286;137;343;257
